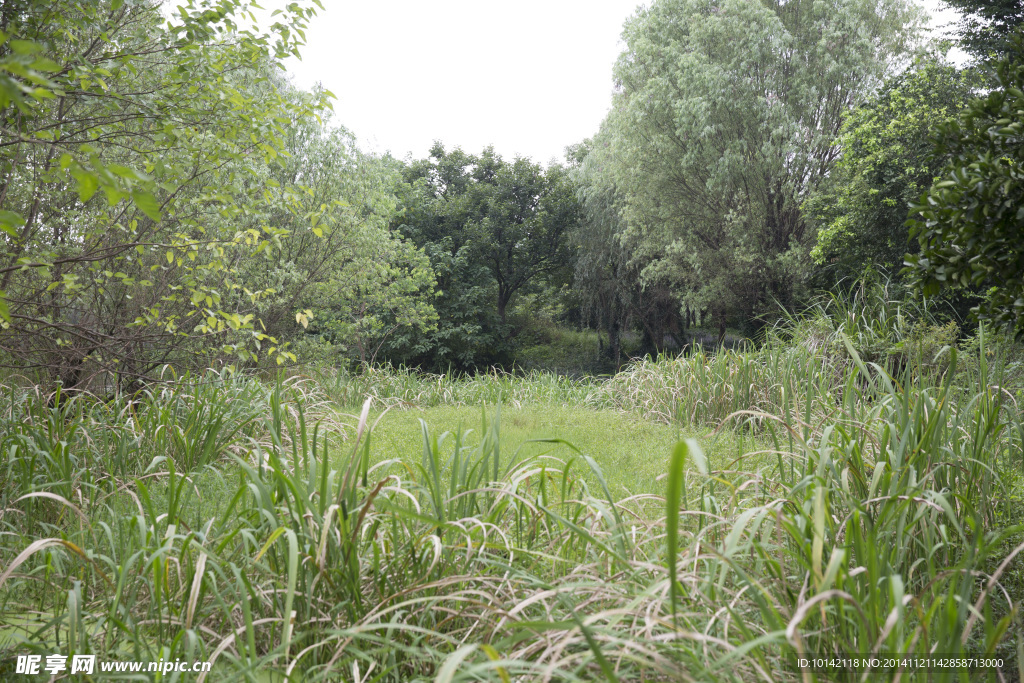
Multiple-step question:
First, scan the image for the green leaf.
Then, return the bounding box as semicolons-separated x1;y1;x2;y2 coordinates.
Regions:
0;210;25;238
102;184;124;206
110;164;150;181
72;169;98;202
9;40;42;55
666;440;692;626
28;57;59;72
132;190;162;221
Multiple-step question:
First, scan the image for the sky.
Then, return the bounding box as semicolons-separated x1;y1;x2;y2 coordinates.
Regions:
269;0;963;165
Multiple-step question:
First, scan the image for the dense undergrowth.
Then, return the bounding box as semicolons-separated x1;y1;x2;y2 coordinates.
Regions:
1;291;1023;681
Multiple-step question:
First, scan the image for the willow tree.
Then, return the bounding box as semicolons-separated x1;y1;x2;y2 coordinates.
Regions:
594;0;922;336
572;139;688;362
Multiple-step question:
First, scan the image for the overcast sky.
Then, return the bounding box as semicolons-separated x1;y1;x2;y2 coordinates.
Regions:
271;0;961;165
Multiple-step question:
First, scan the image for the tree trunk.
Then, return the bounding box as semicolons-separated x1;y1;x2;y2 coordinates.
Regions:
603;304;621;360
608;318;621;369
497;288;509;324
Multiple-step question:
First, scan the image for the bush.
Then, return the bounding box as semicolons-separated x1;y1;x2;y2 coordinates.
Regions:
511;321;611;375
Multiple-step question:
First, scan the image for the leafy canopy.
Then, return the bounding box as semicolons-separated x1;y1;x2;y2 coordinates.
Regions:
587;0;922;331
905;38;1024;337
943;0;1024;62
387;144;577;370
0;0;338;387
805;56;981;283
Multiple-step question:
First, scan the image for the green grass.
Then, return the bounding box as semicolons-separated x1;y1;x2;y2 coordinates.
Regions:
1;289;1023;681
363;405;755;498
510;324;612;376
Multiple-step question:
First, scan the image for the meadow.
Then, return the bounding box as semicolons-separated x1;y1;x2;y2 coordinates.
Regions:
1;290;1023;682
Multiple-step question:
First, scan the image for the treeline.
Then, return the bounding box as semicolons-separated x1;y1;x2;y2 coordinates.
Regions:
573;0;1024;355
1;0;1022;389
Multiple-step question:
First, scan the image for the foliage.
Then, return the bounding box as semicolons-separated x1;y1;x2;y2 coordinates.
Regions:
510;320;609;376
316;275;1024;430
386;144;578;371
944;0;1024;62
905;38;1024;338
479;155;578;323
570;139;634;364
571;138;691;361
304;237;437;366
310;362;611;412
587;0;923;339
381;236;507;371
0;0;328;389
236;110;438;367
805;56;982;283
4;3;1024;676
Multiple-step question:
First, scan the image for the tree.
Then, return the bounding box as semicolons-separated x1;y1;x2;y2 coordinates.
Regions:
231;107;438;367
805;56;981;283
591;0;922;336
303;235;437;366
572;140;633;365
905;38;1024;337
571;138;688;362
476;155;577;324
386;144;577;370
0;0;328;390
943;0;1024;62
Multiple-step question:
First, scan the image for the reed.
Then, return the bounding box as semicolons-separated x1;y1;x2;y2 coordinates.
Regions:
1;302;1021;681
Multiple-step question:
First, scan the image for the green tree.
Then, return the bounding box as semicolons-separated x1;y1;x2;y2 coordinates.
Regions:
303;236;437;366
905;38;1024;337
943;0;1024;62
387;144;577;370
592;0;922;336
571;139;688;362
805;56;981;283
385;147;505;369
477;156;578;323
0;0;327;389
233;108;437;366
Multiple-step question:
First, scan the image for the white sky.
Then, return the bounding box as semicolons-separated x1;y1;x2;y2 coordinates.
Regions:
270;0;962;165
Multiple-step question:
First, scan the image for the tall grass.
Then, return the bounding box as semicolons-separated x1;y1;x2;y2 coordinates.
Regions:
0;300;1022;680
311;364;612;412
